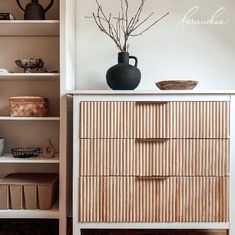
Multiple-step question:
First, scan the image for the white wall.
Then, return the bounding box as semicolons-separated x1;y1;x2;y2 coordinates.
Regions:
75;0;235;90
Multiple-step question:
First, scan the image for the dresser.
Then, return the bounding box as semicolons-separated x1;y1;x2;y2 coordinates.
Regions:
71;91;235;235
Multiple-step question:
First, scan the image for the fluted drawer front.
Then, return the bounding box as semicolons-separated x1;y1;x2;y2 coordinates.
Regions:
80;139;229;176
79;177;228;223
80;102;135;138
80;102;229;138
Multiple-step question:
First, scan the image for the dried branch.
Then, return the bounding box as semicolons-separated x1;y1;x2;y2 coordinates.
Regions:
90;0;169;52
130;12;170;36
124;0;128;30
128;0;145;32
130;12;154;32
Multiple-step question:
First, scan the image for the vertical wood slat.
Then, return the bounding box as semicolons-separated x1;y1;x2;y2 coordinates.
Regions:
169;101;230;139
80;139;229;176
78;177;228;223
80;102;135;138
80;102;230;139
135;102;169;139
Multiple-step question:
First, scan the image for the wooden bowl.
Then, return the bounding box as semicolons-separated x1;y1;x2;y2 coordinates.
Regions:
156;80;199;90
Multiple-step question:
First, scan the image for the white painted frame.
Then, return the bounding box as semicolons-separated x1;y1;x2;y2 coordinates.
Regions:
72;92;234;235
230;95;235;235
60;0;76;233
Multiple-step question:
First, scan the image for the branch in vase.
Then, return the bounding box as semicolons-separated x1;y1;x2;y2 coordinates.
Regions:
90;0;169;52
130;12;170;36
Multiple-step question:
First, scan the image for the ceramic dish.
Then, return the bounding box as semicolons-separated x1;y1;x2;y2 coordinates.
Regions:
156;80;199;90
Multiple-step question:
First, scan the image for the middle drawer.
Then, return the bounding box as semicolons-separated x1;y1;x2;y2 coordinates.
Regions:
80;139;229;177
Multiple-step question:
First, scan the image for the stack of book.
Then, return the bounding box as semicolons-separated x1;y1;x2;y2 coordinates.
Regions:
0;13;15;20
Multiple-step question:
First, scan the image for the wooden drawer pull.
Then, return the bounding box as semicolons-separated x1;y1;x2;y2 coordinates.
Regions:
136;138;170;143
136;101;169;105
136;176;169;180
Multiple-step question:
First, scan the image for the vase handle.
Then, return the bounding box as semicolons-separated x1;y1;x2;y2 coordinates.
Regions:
129;56;138;67
16;0;25;11
44;0;54;13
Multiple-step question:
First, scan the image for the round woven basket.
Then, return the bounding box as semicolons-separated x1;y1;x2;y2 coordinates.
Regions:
9;96;49;117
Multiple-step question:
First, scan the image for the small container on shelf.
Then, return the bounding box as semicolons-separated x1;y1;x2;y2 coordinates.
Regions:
0;13;15;20
0;68;10;74
11;147;41;158
0;138;5;156
9;96;49;117
0;173;58;210
15;58;48;73
43;139;55;158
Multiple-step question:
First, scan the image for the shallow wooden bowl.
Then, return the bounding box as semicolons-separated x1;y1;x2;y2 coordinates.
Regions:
156;80;199;90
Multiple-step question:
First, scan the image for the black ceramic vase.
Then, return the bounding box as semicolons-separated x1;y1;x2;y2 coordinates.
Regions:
106;52;141;90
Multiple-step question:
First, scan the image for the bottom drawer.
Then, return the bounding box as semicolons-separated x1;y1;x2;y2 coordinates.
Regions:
79;177;228;223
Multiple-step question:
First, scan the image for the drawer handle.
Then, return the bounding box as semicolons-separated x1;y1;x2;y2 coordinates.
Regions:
136;138;170;143
136;101;169;105
136;176;169;180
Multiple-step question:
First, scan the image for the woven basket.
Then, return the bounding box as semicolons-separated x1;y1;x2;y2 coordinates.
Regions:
9;96;49;117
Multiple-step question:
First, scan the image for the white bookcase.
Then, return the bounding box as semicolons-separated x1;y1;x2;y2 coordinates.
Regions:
0;0;68;234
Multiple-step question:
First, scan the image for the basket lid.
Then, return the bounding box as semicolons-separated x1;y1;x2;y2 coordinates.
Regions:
0;173;58;186
9;96;48;102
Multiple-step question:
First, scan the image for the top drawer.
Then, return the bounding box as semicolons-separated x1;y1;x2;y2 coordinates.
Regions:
80;101;230;139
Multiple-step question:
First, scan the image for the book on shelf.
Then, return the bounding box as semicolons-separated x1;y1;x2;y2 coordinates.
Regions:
0;13;15;20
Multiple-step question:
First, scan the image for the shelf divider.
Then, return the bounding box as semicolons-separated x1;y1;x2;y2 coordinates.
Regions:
0;153;59;163
0;199;59;219
0;73;60;81
0;20;59;36
0;117;60;121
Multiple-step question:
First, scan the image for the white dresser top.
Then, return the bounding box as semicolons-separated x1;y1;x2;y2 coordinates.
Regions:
67;90;235;95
